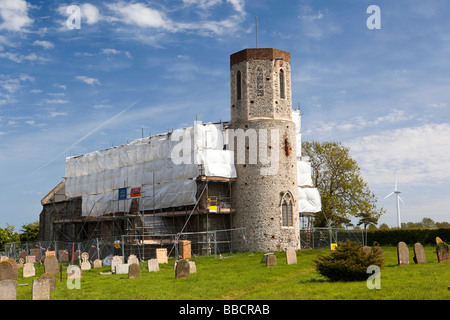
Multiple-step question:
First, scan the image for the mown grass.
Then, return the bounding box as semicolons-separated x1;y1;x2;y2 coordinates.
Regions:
15;245;450;300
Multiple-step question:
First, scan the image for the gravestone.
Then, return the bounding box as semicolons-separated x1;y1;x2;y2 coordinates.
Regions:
39;273;57;291
397;241;409;265
413;243;427;264
0;261;14;281
26;256;36;264
58;250;69;262
93;259;102;268
260;253;275;263
0;280;17;300
436;242;450;263
179;240;191;259
128;254;139;266
266;254;277;267
18;258;24;268
111;256;123;273
32;279;50;300
285;248;297;265
18;251;27;261
175;259;190;279
23;263;36;278
156;248;168;264
128;263;140;279
147;259;159;272
188;261;196;273
80;252;91;271
6;259;18;279
44;255;59;274
67;265;82;279
29;249;41;262
115;264;129;274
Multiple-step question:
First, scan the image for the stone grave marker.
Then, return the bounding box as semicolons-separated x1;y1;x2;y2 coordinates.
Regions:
18;258;24;268
111;256;123;273
44;255;59;274
32;279;50;300
39;273;57;291
115;264;129;274
266;254;277;267
175;259;190;279
26;256;36;264
179;240;191;259
436;241;450;263
58;250;69;262
6;259;18;279
80;252;91;271
189;261;196;273
23;262;36;278
67;265;82;279
156;248;168;264
128;254;139;266
285;248;297;265
260;253;275;263
397;241;409;265
0;280;17;300
29;249;41;262
93;259;102;268
0;261;14;281
413;243;427;264
147;259;159;272
129;263;140;279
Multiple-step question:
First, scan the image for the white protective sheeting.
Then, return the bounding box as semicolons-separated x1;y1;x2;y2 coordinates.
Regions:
65;122;236;217
298;187;322;213
297;160;313;187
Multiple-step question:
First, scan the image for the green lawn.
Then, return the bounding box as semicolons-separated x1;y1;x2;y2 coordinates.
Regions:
15;245;450;300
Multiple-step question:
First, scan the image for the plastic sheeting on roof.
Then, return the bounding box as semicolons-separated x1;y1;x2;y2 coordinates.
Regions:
298;187;321;213
65;122;236;217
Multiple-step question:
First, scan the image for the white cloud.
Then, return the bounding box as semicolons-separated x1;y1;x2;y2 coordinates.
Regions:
75;75;100;86
101;48;131;58
81;3;100;25
347;123;450;187
0;51;48;63
0;0;33;32
32;40;54;49
107;2;170;29
42;99;69;104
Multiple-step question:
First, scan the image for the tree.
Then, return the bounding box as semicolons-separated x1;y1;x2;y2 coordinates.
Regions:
302;141;384;228
19;221;40;242
0;224;20;250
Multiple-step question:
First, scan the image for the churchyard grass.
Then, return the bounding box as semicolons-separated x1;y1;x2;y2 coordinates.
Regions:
13;245;450;300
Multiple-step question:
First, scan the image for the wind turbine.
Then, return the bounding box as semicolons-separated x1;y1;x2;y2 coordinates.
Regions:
384;177;404;228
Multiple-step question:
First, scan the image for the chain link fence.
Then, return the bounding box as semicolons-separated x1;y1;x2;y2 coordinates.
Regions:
300;227;368;249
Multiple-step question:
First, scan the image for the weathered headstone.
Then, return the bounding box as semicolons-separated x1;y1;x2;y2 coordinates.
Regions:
175;259;190;279
285;248;297;265
127;254;139;266
39;273;57;291
115;264;129;274
128;263;140;279
147;259;159;272
67;265;82;279
32;279;50;300
93;259;102;268
189;261;196;273
0;261;14;281
29;249;41;262
80;252;91;271
6;259;18;279
260;253;275;263
26;255;36;264
0;280;17;300
397;241;409;265
436;241;450;263
266;254;277;267
156;248;168;264
18;258;24;268
111;256;123;273
23;262;36;278
44;255;59;274
413;243;427;264
58;250;69;262
179;240;191;259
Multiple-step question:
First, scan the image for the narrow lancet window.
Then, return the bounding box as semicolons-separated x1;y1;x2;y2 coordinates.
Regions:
236;70;242;100
279;69;285;99
281;192;293;227
256;67;264;96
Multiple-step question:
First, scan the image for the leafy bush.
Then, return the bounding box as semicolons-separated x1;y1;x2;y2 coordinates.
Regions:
366;227;450;246
314;240;384;282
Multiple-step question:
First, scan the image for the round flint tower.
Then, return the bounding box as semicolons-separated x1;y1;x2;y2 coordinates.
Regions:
229;48;299;252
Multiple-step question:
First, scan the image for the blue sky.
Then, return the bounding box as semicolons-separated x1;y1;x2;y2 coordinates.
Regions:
0;0;449;229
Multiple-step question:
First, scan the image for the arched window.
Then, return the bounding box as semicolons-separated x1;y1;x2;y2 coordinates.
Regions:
281;192;294;227
236;70;242;100
279;69;285;99
256;67;264;96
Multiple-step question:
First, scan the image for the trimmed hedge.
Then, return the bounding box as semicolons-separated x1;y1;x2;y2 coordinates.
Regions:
366;227;450;246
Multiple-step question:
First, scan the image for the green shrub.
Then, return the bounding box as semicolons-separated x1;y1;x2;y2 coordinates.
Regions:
314;240;385;282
